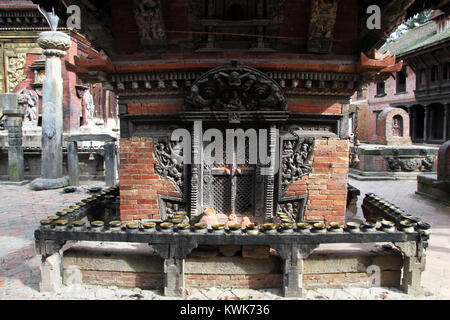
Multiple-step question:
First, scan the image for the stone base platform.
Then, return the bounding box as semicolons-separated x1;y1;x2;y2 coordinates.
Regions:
416;173;450;205
61;242;403;292
350;144;439;181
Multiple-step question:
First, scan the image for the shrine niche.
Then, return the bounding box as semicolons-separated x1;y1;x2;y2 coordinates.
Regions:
376;107;412;146
185;65;287;111
307;0;338;53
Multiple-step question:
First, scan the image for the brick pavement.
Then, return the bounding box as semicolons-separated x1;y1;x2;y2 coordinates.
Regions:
0;179;448;300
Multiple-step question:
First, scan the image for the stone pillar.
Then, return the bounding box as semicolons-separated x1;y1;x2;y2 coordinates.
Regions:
104;141;117;186
67;141;79;186
30;30;71;190
164;258;185;297
39;251;63;293
394;241;426;294
274;243;318;298
0;94;27;184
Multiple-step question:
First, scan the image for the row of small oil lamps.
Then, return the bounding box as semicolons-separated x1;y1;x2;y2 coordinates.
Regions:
364;193;431;236
39;186;119;230
40;208;430;236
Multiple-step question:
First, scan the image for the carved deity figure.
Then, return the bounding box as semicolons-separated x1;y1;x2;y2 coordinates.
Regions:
281;133;314;193
135;0;166;46
154;140;184;189
81;90;95;126
18;88;39;127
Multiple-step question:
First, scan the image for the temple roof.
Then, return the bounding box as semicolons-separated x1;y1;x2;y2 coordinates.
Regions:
27;0;450;57
381;19;450;57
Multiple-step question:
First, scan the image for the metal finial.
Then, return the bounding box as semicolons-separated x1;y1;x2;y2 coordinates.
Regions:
37;5;60;31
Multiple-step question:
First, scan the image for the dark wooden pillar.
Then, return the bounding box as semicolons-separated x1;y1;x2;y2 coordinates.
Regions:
423;105;429;143
444;104;448;141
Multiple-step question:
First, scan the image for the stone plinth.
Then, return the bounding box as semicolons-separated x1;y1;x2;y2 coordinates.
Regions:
416;141;450;204
350;144;439;180
0;93;27;184
61;242;403;292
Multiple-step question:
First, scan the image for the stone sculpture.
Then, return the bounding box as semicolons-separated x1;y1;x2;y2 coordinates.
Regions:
18;88;39;127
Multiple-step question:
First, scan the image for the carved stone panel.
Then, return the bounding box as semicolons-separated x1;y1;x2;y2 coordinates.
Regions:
279;131;314;196
185;65;287;111
307;0;338;53
154;137;186;195
385;155;435;172
158;195;188;221
7;53;27;92
277;195;308;222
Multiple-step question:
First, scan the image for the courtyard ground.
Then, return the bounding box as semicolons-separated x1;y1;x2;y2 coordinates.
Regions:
0;178;448;300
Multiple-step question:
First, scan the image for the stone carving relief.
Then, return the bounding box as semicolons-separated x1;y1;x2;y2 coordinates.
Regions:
386;155;435;172
307;0;338;53
154;139;185;193
278;201;299;220
134;0;167;48
82;90;95;126
185;66;286;111
281;132;314;194
7;53;27;92
18;88;39;127
159;197;188;221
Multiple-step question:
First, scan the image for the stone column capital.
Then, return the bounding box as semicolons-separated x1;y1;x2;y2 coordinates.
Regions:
37;31;71;57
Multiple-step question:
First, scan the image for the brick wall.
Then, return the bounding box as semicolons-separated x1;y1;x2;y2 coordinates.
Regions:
120;137;181;221
284;137;349;224
363;65;417;143
127;102;183;114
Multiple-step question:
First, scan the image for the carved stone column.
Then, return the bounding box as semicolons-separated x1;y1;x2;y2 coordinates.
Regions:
104;141;117;187
1;93;26;184
30;27;71;190
67;141;79;186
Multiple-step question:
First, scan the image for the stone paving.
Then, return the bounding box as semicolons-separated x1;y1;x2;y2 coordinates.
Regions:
0;178;448;300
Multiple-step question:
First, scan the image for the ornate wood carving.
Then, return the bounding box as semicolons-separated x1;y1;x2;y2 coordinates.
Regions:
307;0;338;53
280;132;314;194
185;66;286;111
154;138;185;193
134;0;167;48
